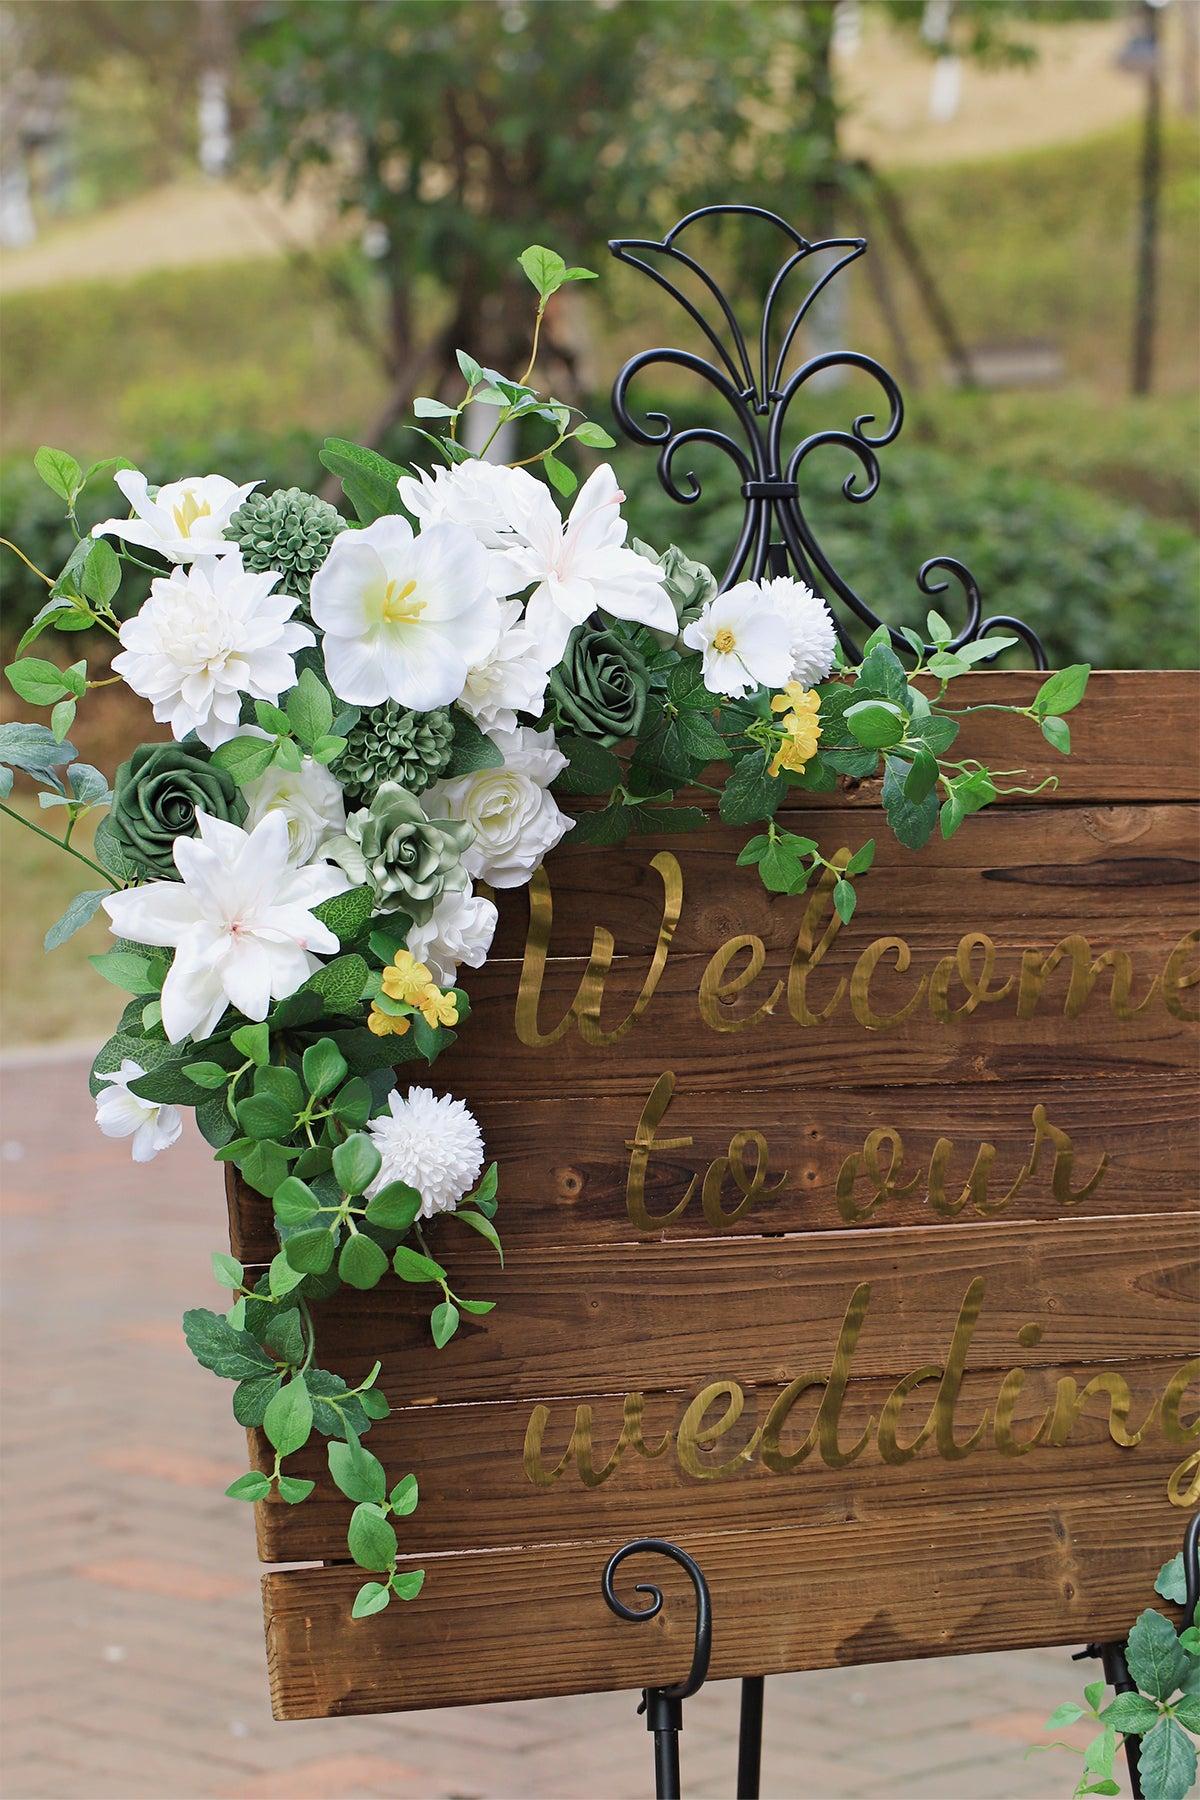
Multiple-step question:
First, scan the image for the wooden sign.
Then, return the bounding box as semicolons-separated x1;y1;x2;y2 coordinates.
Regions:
226;669;1199;1721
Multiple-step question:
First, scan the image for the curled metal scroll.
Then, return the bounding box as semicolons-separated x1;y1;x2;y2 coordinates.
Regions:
610;203;1047;667
602;1537;713;1701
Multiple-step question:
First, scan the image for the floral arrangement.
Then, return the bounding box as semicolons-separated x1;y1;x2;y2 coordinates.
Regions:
0;244;1090;1626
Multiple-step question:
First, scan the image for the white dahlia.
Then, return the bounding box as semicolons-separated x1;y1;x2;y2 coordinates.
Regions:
366;1086;484;1219
112;552;313;749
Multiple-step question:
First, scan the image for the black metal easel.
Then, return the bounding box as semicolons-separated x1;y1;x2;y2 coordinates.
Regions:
600;202;1193;1800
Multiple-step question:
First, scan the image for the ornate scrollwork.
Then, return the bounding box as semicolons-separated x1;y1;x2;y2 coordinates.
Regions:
610;204;1046;667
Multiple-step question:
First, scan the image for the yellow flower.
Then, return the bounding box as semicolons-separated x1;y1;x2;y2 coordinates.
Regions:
381;948;433;1004
416;983;459;1029
769;684;821;778
367;1003;411;1038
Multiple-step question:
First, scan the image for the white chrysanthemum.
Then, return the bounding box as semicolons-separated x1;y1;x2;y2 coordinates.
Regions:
94;1059;183;1163
458;598;553;735
93;469;257;563
426;724;572;888
397;461;539;596
681;582;793;698
758;575;838;687
366;1085;484;1219
241;753;346;866
405;885;498;988
112;552;314;749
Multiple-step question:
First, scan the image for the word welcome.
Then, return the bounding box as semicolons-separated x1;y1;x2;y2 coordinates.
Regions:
514;853;1199;1045
522;1279;1200;1506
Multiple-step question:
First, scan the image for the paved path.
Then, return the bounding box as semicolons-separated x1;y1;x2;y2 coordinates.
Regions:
0;1051;1086;1800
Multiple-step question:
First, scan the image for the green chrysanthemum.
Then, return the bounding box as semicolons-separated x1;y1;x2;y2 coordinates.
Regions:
225;487;346;603
335;703;455;804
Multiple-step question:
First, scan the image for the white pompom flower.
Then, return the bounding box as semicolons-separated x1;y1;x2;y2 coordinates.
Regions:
758;575;838;687
93;469;257;563
681;582;794;698
94;1059;183;1163
310;513;501;710
111;551;314;749
366;1086;484;1219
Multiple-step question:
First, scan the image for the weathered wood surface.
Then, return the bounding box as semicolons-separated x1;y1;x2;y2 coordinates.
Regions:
226;669;1200;1721
263;1490;1187;1718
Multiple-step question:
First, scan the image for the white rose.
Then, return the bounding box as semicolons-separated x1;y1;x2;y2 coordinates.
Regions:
241;755;347;866
458;598;553;735
426;725;572;888
405;885;499;987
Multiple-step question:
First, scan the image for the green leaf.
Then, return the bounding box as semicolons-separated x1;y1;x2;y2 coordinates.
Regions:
518;243;567;300
182;1060;228;1090
902;746;939;804
392;1244;446;1284
6;657;74;707
232;1375;280;1426
182;1308;275;1382
757;838;803;894
263;1377;313;1457
328;1435;387;1505
238;1139;292;1199
566;802;633;847
390;1473;419;1516
833;879;857;924
320;437;407;525
844;838;876;876
391;1568;426;1601
925;610;952;647
268;1252;306;1300
1041;715;1071;755
719;751;781;826
1034;663;1091;718
845;699;906;750
1156;1555;1188;1605
237;1091;297;1141
231;1021;270;1064
301;1038;348;1099
464;1162;498;1214
364;1180;421;1233
339;1232;389;1290
907;713;960;755
34;446;82;504
573;421;616;448
225;1471;271;1503
456;349;484;387
1084;1725;1117;1778
431;1299;460;1348
928;650;970;681
282;1223;336;1273
332;1133;382;1197
312;885;376;942
82;538;121;608
286;667;335;748
1100;1692;1161;1734
211;1251;244;1291
44;887;108;951
737;834;771;866
1127;1609;1189;1701
347;1502;398;1572
954;634;1019;664
211;735;276;787
1044;1703;1086;1729
89;948;157;995
554;736;623;796
352;1581;391;1618
857;641;909;706
675;706;729;762
1175;1694;1200;1732
255;1062;305;1114
1084;1681;1107;1713
1138;1717;1197;1800
277;1476;316;1505
330;1077;373;1127
311;734;348;765
542;452;577;496
412;396;459;419
881;756;938;850
454;1208;503;1265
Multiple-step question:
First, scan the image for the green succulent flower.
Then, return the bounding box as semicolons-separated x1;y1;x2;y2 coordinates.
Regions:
327;782;473;920
547;623;649;745
633;538;717;631
109;741;246;880
225;487;346;604
334;703;455;803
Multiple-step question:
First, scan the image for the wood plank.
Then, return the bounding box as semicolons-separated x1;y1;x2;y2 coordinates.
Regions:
262;1488;1188;1718
260;1215;1199;1408
228;1074;1200;1262
250;1356;1193;1562
487;801;1200;960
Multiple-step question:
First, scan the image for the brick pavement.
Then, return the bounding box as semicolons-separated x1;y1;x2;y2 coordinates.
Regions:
0;1048;1088;1800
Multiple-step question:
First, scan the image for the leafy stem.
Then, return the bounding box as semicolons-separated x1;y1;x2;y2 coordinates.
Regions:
0;799;120;889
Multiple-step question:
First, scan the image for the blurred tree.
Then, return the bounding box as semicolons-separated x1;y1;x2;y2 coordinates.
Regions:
238;0;842;436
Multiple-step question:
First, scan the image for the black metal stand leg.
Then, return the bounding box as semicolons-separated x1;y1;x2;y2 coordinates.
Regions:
736;1675;765;1799
602;1538;713;1800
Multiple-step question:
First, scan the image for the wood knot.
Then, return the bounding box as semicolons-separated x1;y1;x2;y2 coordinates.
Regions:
555;1167;584;1201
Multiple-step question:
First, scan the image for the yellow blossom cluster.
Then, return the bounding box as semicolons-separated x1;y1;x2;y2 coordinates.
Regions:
769;683;821;777
367;948;460;1038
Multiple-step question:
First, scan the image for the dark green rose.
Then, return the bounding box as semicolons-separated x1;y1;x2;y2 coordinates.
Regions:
547;623;649;745
109;742;246;879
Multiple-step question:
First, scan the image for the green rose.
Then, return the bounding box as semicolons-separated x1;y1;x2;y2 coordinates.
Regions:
327;781;473;920
632;539;717;630
109;741;246;879
547;623;649;745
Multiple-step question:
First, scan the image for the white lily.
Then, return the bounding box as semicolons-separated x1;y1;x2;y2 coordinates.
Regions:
93;469;256;563
94;1059;183;1163
310;514;501;709
498;464;675;664
102;811;350;1043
